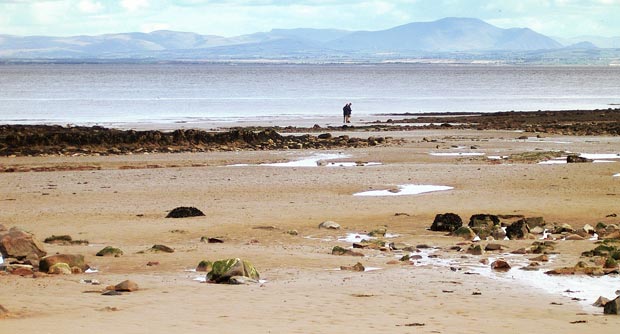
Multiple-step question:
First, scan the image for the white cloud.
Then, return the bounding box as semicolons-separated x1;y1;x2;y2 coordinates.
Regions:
141;22;170;32
120;0;149;12
78;0;103;13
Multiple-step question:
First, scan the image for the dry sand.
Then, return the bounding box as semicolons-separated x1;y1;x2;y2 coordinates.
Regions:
1;129;620;333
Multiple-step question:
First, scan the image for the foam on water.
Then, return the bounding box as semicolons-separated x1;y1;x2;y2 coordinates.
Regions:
353;184;454;197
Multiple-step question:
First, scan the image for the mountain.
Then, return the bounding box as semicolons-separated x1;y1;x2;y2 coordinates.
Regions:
0;17;613;63
327;17;561;51
555;35;620;48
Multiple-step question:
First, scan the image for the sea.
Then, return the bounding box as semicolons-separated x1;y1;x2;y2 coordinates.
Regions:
1;63;619;128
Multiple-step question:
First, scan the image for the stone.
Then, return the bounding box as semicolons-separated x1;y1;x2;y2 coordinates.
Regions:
228;276;259;285
149;244;174;253
567;155;592;163
102;290;123;296
582;224;596;235
9;265;34;276
389;242;410;250
554;223;575;234
505;219;530;240
525;217;545;228
490;226;507;240
340;262;365;272
491;259;511;271
604;297;620;315
318;221;340;230
468;214;500;229
331;246;364;257
594;296;611;307
207;258;260;284
165;206;205;218
485;243;503;251
453;226;476;240
530;254;549;262
430;213;463;232
466;244;484;256
368;227;387;237
48;263;72;275
565;234;585;241
196;260;213;272
96;246;123;257
530;226;545;235
39;254;87;272
114;280;139;292
0;227;47;263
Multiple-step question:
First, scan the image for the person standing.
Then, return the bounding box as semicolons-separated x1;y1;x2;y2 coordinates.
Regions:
342;102;352;123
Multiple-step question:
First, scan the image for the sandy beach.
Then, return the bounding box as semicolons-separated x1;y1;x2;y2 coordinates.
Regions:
1;125;620;333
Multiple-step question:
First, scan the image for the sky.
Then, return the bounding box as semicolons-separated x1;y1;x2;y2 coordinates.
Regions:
1;0;619;38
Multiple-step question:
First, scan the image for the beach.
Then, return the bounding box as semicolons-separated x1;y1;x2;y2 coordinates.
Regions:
1;123;620;333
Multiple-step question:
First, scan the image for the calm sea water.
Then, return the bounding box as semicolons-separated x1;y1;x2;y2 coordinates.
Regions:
0;63;619;127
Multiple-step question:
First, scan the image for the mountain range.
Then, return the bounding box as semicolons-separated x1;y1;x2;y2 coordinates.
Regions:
0;17;618;63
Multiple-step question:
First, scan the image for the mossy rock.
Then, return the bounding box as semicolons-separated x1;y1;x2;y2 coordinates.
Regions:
453;226;476;240
48;262;72;275
96;246;124;257
196;260;213;272
206;258;260;283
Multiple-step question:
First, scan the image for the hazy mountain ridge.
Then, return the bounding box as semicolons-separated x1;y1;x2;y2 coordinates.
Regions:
0;17;618;63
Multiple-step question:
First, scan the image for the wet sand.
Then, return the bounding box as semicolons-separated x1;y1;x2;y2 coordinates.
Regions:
1;128;620;333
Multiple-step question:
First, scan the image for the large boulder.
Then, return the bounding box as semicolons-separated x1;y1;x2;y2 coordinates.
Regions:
207;258;260;284
430;213;463;232
39;254;87;272
605;297;620;314
468;214;500;230
505;219;530;240
0;227;47;264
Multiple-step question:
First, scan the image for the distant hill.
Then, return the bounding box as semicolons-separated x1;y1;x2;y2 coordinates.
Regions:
0;17;618;63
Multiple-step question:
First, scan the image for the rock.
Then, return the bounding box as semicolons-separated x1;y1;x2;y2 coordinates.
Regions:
485;243;503;251
594;296;611;307
430;213;463;232
604;297;620;314
165;206;205;218
582;224;596;235
317;133;332;139
453;226;476;240
114;280;139;292
228;276;259;285
332;246;364;257
466;244;484;256
200;236;224;243
530;226;545;235
530;254;550;262
196;260;213;272
48;263;72;275
0;227;47;264
468;214;500;229
554;223;575;234
505;219;530;240
530;241;555;254
389;242;410;250
567;155;592;163
340;262;365;272
102;290;123;296
491;259;511;271
0;304;8;317
146;261;159;266
207;258;260;284
149;244;174;253
43;235;72;245
368;227;387;237
545;261;605;276
286;230;299;236
8;265;34;276
318;221;340;230
39;254;87;272
96;246;124;257
525;217;546;228
490;226;507;240
565;234;585;241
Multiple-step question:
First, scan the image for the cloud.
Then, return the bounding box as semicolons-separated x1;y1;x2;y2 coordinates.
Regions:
120;0;149;12
78;0;104;13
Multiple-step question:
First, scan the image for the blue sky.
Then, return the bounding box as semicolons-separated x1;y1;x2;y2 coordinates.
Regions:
1;0;619;37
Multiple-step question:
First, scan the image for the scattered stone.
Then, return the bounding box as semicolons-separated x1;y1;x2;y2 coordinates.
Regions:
114;280;139;292
332;246;364;257
96;246;123;257
529;241;555;254
604;297;620;315
318;221;340;230
44;235;89;245
9;265;34;276
48;263;72;275
389;242;410;250
491;259;511;271
525;217;546;228
340;262;365;272
206;258;260;284
521;263;541;271
149;244;174;253
554;223;575;234
468;214;500;230
430;213;463;232
546;261;605;276
490;226;507;240
530;226;545;235
39;254;87;272
165;206;205;219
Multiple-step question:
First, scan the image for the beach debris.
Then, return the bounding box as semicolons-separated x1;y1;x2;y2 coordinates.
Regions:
206;258;260;284
196;260;213;272
39;254;88;273
490;259;511;271
319;221;341;230
397;323;425;327
96;246;124;257
0;227;47;266
430;213;463;232
340;262;365;272
165;206;205;219
505;219;530;240
43;235;89;246
113;280;139;292
604;297;620;314
331;246;364;257
48;263;72;275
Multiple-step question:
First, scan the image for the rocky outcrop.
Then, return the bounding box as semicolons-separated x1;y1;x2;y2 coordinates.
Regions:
39;254;87;272
166;207;205;218
430;213;463;232
206;258;260;284
0;227;47;266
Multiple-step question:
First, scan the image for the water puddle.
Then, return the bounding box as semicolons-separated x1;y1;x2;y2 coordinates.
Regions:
228;153;381;168
353;184;453;197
